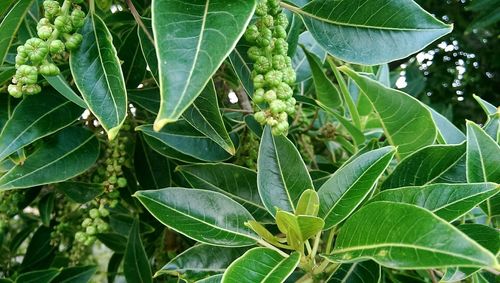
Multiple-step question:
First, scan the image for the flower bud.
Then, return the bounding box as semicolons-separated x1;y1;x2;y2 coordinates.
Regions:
37;25;53;40
244;25;259;43
49;39;65;54
16;65;38;85
54;15;73;33
22;84;42;95
39;63;60;76
254;111;267;124
255;2;268;16
71;9;86;29
65;33;83;50
282;67;296;85
265;70;283;87
270;99;286;114
89;208;100;219
117;177;127;188
247;46;261;61
264;89;277;103
8;84;23;98
43;0;61;18
253;74;265;89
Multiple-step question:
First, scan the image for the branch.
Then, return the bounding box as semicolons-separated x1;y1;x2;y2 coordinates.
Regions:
125;0;154;44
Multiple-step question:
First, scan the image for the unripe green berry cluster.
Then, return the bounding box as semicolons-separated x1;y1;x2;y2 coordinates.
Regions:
8;0;86;98
75;205;110;246
235;131;259;169
245;0;297;136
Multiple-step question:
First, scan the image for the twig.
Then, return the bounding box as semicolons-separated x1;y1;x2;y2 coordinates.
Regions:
125;0;154;44
221;108;253;113
235;88;253;113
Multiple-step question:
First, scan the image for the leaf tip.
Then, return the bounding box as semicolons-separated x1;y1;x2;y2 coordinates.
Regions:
153;118;176;132
107;127;121;141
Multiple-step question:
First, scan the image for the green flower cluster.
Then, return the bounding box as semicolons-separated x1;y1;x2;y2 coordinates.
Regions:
0;191;24;232
75;205;110;246
235;131;259;169
245;0;297;136
8;0;86;98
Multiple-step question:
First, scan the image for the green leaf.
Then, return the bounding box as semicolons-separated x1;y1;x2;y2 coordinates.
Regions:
258;126;314;216
152;0;256;130
229;42;254;97
124;220;152;283
118;26;147;88
466;121;500;183
55;182;104;203
427;106;465;144
382;143;466;189
340;67;437;159
178;163;272;223
157;244;248;280
276;210;324;244
442;224;500;282
137;122;232;162
0;0;34;64
15;269;60;283
38;193;54;227
44;75;87;109
134;188;259;246
289;0;452;65
292;31;327;83
318;147;395;230
296;189;320;217
134;136;172;190
371;183;499;222
96;233;127;253
327;261;381;283
0;127;100;190
0;0;16;17
70;14;127;140
137;18;158;84
107;253;123;283
21;226;55;271
222;248;300;283
197;275;222;283
325;202;498;269
303;48;342;109
0;91;83;161
52;266;98;283
473;94;497;117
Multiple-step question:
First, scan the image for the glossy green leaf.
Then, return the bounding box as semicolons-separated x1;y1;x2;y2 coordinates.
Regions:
124;220;152;283
152;0;256;130
178;163;272;223
107;253;123;283
222;248;300;283
442;224;499;283
327;261;381;283
382;143;466;189
466;121;500;183
134;188;259;246
290;0;452;65
197;275;222;283
38;193;54;227
15;269;60;283
157;244;247;280
229;41;254;97
134;135;171;190
0;127;99;191
258;126;314;216
70;14;127;140
56;182;104;203
340;67;437;158
128;87;161;114
119;26;147;88
473;94;497;116
21;226;55;271
296;189;319;217
0;0;16;17
137;122;232;162
276;210;324;243
427;106;465;144
325;202;498;269
137;18;158;84
52;266;98;283
0;91;83;162
318;147;395;230
96;233;127;253
44;75;87;108
292;31;327;83
0;0;34;64
303;48;342;109
371;183;499;222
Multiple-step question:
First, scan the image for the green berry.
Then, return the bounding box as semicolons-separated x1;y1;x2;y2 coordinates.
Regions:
37;18;51;29
272;55;287;70
255;56;272;73
261;15;274;27
98;206;109;217
16;65;38;85
264;89;277;103
266;117;278;127
244;25;259;43
86;226;97;235
75;231;87;242
22;84;42;95
43;0;61;18
278;112;288;122
84;236;96;246
254;111;267;124
97;222;109;233
15;54;27;66
71;9;86;29
25;38;49;64
49;40;65;54
274;38;288;55
247;46;262;61
8;84;23;98
276;13;289;27
255;2;268;16
276;82;293;99
265;70;283;87
54;15;73;33
89;208;100;219
37;25;53;40
253;74;265;89
270;100;286;114
253;88;265;103
82;218;93;227
109;190;120;199
273;26;287;39
65;33;83;50
110;199;119;208
39;63;60;76
117;177;127;188
282;67;296;85
17;46;28;57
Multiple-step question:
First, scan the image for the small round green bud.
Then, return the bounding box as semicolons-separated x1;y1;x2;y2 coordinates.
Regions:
282;67;296;85
247;46;262;61
117;177;127;188
256;28;272;47
109;190;120;199
253;88;265;103
37;18;51;29
271;126;283;136
270;100;286;114
264;89;277;103
110;199;119;208
255;56;271;74
276;82;293;99
278;112;288;122
16;65;38;85
269;7;282;16
98;206;109;217
253;74;265;89
274;38;288;55
8;84;23;98
71;9;86;29
268;0;280;8
265;70;283;87
89;208;100;219
43;0;61;18
39;63;60;76
273;25;287;39
37;25;53;40
276;13;289;27
15;54;27;66
65;33;83;50
49;40;65;54
86;226;97;235
261;15;274;27
82;218;93;227
285;56;292;68
108;175;117;184
244;25;259;43
266;117;278;127
254;111;267;124
255;2;268;16
84;236;96;246
75;231;87;242
54;15;73;33
97;222;109;233
17;46;28;57
22;84;42;95
272;55;287;70
25;38;49;63
276;121;289;133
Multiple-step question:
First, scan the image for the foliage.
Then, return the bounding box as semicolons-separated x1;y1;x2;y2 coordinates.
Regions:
0;0;498;282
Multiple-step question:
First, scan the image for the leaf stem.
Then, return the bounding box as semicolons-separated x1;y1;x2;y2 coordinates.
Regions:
325;227;336;254
310;231;321;259
124;0;154;44
89;0;95;13
257;239;289;257
280;2;301;14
